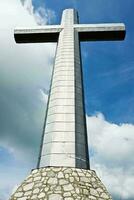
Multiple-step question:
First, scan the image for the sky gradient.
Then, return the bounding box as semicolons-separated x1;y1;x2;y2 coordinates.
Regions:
0;0;134;199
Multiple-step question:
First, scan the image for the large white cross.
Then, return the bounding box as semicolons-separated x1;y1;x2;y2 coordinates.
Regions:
14;9;125;169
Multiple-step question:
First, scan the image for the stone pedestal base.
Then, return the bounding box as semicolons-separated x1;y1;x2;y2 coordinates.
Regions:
10;167;112;200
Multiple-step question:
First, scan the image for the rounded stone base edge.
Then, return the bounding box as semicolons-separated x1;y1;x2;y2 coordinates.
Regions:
10;166;112;200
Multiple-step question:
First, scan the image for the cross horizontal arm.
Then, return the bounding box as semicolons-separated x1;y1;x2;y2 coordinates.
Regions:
14;25;62;43
74;23;126;41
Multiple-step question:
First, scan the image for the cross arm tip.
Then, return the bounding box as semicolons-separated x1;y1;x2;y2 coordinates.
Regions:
14;26;62;43
75;23;126;41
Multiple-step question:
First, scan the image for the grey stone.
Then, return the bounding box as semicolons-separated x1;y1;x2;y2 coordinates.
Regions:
80;176;89;183
31;195;37;199
98;198;105;200
74;176;79;181
26;174;32;179
55;186;62;191
23;182;34;191
97;187;104;193
34;183;42;188
91;177;96;182
44;187;49;192
86;173;91;177
59;179;68;185
46;168;51;171
47;170;56;177
32;169;38;174
17;187;23;192
24;191;32;196
90;188;99;197
14;192;23;197
83;188;89;195
52;167;61;172
33;172;40;177
17;197;27;200
88;196;97;200
63;184;74;191
26;177;33;183
34;176;41;181
41;177;45;181
100;192;110;199
72;171;78;177
92;182;99;189
63;192;71;197
69;177;74;182
78;172;85;177
49;194;62;200
65;174;69;179
48;177;58;185
75;188;80;194
64;168;72;174
50;185;57;190
38;192;45;198
58;171;64;178
42;172;47;176
33;188;40;194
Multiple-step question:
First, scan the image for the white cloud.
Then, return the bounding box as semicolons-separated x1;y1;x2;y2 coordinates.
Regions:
0;0;56;199
0;0;56;156
23;0;34;15
0;0;35;29
0;0;56;88
0;0;57;159
34;6;56;25
21;0;56;25
40;89;48;103
87;113;134;199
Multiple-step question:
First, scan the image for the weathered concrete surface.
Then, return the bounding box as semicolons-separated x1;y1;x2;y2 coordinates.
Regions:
10;167;112;200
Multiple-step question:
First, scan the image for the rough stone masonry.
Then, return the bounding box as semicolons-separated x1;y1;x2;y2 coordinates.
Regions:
10;167;112;200
10;8;125;199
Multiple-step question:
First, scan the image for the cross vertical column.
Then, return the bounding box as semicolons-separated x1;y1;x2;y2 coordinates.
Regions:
39;9;89;169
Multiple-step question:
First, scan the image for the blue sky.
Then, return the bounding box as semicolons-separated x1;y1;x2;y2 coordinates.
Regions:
0;0;134;199
32;0;134;124
41;0;133;124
